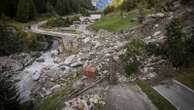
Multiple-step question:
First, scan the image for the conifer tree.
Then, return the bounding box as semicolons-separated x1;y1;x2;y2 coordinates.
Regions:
34;0;47;13
55;0;71;15
164;19;190;66
17;0;36;22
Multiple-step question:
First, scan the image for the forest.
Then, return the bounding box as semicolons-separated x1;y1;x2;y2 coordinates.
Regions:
0;0;94;22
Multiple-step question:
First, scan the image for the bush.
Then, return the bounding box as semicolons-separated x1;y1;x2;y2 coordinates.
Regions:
122;39;146;75
145;42;164;56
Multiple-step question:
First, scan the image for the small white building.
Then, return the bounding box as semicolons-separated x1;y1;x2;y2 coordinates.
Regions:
90;14;101;20
80;14;101;23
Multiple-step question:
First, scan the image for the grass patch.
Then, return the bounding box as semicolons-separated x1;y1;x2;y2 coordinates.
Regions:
136;80;177;110
176;74;194;90
94;12;138;32
176;67;194;90
93;9;151;32
8;20;26;31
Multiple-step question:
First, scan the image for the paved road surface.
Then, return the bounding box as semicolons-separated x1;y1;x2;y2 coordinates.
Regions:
30;20;77;39
154;80;194;110
103;84;158;110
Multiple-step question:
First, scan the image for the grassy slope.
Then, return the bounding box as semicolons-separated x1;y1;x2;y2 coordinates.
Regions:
136;80;177;110
94;9;152;32
176;74;194;90
175;67;194;90
94;11;139;32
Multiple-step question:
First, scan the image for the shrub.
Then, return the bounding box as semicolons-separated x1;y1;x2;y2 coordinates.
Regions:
145;42;166;56
122;39;146;75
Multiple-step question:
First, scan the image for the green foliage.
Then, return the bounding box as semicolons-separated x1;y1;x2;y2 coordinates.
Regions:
17;0;37;22
121;0;138;11
34;0;47;13
80;8;90;16
42;16;80;28
94;11;139;32
145;42;163;56
1;0;18;17
55;0;81;16
145;0;160;9
55;0;71;16
185;17;194;53
0;23;26;56
0;22;48;56
0;74;20;110
136;80;177;110
176;70;194;91
163;19;192;67
103;6;114;15
122;39;146;75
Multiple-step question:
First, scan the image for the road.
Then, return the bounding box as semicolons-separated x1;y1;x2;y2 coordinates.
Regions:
153;80;194;110
30;20;77;40
104;84;158;110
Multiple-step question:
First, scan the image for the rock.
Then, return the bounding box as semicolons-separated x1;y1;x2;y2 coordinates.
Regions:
64;55;76;65
72;80;84;90
50;84;61;92
94;41;101;48
153;31;161;37
148;13;165;18
155;13;165;17
83;38;90;43
83;66;97;78
51;50;58;57
154;24;159;28
113;56;119;62
70;61;83;68
36;58;45;63
42;88;52;96
102;70;108;74
32;71;40;81
59;65;69;71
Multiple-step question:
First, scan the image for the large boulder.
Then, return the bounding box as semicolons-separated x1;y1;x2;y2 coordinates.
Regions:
32;71;40;81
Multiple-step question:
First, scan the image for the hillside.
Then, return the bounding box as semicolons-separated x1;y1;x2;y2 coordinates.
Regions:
0;0;194;110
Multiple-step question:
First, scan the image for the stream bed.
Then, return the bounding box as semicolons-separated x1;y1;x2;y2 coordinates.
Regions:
16;39;60;103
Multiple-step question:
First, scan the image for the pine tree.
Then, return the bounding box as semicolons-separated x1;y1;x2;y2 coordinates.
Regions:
17;0;36;22
34;0;47;13
164;19;190;66
55;0;71;15
70;0;80;13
